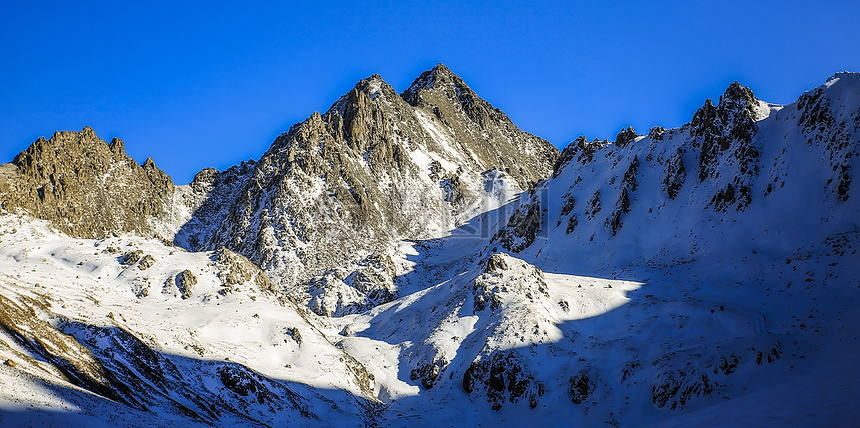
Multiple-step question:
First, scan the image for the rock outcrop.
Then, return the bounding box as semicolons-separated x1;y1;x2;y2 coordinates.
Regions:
176;269;197;299
212;247;274;293
0;127;175;239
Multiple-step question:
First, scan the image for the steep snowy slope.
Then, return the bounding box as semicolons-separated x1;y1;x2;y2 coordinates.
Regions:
508;73;860;271
0;215;379;427
406;72;860;425
325;72;860;425
339;236;860;426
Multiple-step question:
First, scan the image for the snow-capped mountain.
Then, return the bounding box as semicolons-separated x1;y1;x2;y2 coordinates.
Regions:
1;68;858;427
494;74;859;270
173;64;558;313
3;64;560;317
386;72;860;426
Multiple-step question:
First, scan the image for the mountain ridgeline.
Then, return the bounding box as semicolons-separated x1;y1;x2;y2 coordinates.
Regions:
174;65;559;296
1;67;859;426
495;73;859;273
1;64;560;314
0;127;176;239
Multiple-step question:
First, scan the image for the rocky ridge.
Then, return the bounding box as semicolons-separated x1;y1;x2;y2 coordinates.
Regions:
497;73;860;267
0;127;175;239
0;64;559;315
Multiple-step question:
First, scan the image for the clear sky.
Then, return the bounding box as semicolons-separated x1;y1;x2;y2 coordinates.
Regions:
2;1;859;184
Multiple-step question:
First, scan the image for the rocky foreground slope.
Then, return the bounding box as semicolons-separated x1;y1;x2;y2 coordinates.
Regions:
1;69;859;427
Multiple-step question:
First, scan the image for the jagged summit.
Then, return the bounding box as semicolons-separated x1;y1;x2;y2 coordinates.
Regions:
322;73;400;122
550;80;769;181
401;64;507;126
720;81;758;107
401;63;463;104
323;64;471;128
0;127;175;239
172;64;559;297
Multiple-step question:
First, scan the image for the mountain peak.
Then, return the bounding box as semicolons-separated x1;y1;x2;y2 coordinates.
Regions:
1;127;175;239
430;63;456;79
688;80;760;143
353;73;394;98
719;81;758;109
401;63;469;105
320;74;397;121
109;137;126;155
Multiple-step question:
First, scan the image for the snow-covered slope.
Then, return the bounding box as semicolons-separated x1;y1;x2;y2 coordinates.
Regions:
428;71;860;425
2;71;859;427
518;74;860;274
340;72;860;425
0;215;378;427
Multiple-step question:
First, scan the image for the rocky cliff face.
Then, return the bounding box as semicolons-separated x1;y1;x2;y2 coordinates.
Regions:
401;64;558;187
0;127;175;239
174;64;559;299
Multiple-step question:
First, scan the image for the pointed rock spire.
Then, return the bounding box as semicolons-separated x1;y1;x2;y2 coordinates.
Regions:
401;63;469;106
615;126;638;148
109;137;126;155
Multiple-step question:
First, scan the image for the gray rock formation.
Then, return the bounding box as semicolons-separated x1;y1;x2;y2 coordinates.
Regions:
614;126;638;148
662;148;686;199
463;350;544;411
492;201;545;253
175;64;559;294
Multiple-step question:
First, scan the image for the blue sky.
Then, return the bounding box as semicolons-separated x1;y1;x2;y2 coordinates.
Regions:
2;1;859;184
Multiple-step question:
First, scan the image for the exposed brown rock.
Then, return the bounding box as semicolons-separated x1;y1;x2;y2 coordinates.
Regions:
0;127;174;239
213;247;274;292
122;250;144;265
138;254;156;270
177;270;197;299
